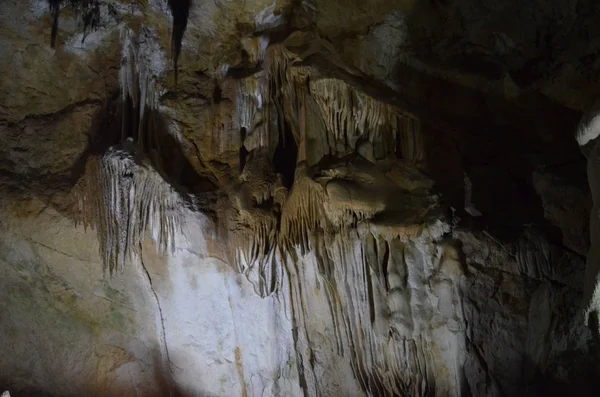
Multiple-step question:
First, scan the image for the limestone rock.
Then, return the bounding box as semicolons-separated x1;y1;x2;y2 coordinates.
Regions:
1;0;600;396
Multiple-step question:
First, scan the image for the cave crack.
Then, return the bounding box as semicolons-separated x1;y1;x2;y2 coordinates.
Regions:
138;242;175;397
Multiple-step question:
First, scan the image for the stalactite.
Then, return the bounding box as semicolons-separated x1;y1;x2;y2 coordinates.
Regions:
239;149;278;204
119;27;163;140
263;45;308;146
166;0;191;83
264;45;302;99
231;212;280;297
241;36;270;65
236;75;278;153
237;76;264;132
279;170;327;253
397;115;425;164
77;146;194;273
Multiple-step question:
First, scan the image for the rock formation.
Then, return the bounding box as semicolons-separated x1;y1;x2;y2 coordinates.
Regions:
1;0;600;396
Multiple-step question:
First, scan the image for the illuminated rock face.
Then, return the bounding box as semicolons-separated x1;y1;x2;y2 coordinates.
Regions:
2;1;600;396
0;202;302;397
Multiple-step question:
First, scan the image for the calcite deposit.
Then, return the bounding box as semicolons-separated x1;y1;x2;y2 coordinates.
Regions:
1;0;600;396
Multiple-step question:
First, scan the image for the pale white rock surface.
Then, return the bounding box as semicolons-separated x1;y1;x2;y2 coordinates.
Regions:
0;199;304;397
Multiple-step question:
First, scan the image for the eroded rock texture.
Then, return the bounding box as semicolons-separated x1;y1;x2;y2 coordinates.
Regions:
1;0;600;396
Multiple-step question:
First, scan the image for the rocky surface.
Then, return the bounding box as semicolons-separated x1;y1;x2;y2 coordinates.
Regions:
1;0;600;396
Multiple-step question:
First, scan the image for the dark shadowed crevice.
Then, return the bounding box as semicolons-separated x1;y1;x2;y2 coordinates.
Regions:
394;129;404;159
273;119;298;189
212;83;222;104
239;128;248;172
167;0;191;84
253;196;275;211
48;0;62;48
140;107;217;199
70;89;123;184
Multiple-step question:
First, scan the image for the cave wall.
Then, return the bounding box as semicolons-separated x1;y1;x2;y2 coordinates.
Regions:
0;199;302;397
1;0;600;396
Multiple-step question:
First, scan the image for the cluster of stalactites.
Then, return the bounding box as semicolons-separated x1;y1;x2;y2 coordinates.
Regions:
279;171;327;253
231;211;280;297
256;45;426;165
235;42;427;165
231;36;451;396
310;78;425;163
74;26;189;272
48;0;116;49
284;222;454;397
310;78;398;148
119;27;163;143
279;174;438;254
78;147;192;273
264;45;303;100
236;75;279;152
398;116;425;164
229;149;287;297
235;45;307;154
228;44;430;285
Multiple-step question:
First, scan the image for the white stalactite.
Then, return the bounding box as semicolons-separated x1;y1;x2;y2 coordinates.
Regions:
79;147;194;273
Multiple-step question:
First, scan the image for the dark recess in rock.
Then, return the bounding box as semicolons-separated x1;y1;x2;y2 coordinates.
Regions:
273;118;298;189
